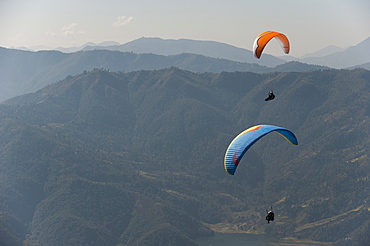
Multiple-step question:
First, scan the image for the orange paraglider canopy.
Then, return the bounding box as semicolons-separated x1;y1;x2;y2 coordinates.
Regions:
253;31;290;59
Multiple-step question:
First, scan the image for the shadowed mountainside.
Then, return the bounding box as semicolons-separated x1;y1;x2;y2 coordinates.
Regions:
0;68;369;245
0;47;329;102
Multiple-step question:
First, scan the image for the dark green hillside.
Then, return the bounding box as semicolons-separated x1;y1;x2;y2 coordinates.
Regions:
0;68;369;245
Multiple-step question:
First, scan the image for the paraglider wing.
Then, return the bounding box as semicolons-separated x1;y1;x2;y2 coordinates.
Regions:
224;125;298;175
253;31;290;59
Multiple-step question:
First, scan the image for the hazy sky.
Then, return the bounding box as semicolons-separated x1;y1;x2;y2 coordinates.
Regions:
1;0;369;57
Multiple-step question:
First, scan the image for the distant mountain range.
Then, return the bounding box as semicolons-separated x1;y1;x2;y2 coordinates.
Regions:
295;37;370;68
0;47;328;102
15;41;121;53
1;35;368;103
13;36;370;69
0;68;369;245
300;45;346;58
81;36;370;69
82;37;285;67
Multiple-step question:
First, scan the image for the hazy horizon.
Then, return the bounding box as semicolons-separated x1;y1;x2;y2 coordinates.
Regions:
1;0;369;57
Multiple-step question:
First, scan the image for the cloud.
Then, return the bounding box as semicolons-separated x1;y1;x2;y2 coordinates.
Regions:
62;23;84;36
113;16;135;27
46;30;57;37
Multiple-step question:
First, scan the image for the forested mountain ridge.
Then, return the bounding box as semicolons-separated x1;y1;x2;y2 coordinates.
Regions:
84;36;370;69
0;47;328;102
18;36;370;69
82;37;285;67
81;36;370;69
0;68;369;245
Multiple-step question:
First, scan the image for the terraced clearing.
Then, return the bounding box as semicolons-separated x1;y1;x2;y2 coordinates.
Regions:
294;205;364;232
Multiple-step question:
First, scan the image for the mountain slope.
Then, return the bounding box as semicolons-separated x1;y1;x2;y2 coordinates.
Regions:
299;37;370;68
300;45;345;58
0;68;369;245
83;37;285;67
0;47;328;102
82;36;370;69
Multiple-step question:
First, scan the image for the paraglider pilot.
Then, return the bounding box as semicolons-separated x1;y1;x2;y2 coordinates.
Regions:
266;208;274;223
265;90;275;101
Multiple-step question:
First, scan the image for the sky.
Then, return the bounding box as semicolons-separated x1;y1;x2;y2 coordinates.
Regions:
0;0;369;57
